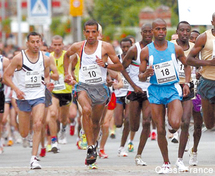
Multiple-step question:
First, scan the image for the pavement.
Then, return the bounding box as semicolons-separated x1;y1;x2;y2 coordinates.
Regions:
0;125;215;176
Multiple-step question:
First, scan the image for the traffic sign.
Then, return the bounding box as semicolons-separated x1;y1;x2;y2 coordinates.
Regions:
70;0;83;17
28;0;51;25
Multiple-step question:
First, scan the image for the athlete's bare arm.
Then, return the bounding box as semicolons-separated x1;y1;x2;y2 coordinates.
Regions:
49;55;59;81
64;42;82;75
175;44;191;97
4;53;25;99
187;33;215;66
1;56;10;85
44;55;51;83
64;42;82;84
96;42;123;71
121;45;143;93
139;46;153;82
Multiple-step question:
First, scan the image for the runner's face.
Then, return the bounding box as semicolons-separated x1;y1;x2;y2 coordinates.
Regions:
27;35;41;53
189;32;199;43
84;25;99;45
141;26;153;43
177;23;191;42
153;23;167;41
120;41;132;55
51;39;64;55
211;16;215;28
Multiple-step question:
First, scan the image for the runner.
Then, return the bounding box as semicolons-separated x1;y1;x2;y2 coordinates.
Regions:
3;32;51;169
48;35;72;153
121;23;153;165
188;30;202;166
139;18;190;174
187;12;215;166
171;21;194;172
114;38;133;157
0;54;10;153
63;20;123;168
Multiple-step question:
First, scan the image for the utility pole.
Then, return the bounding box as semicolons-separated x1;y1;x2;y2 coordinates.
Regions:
17;0;22;47
72;16;81;42
1;0;5;44
70;0;83;43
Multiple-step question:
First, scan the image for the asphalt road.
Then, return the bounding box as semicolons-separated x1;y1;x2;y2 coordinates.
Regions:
0;125;215;176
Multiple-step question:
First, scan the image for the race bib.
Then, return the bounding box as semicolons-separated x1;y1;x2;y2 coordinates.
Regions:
178;60;185;78
213;40;215;58
121;77;129;90
51;74;66;91
154;60;177;84
82;64;102;84
25;71;41;88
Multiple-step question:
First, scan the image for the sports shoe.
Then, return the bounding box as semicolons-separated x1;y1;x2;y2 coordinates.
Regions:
151;131;157;140
86;145;97;165
22;137;29;148
189;148;198;166
7;139;13;146
80;134;87;150
185;136;189;152
39;148;46;157
157;163;171;174
13;131;22;144
135;155;147;166
0;145;3;154
99;150;108;159
118;147;128;157
89;163;98;169
30;156;41;169
28;133;33;148
110;132;116;139
128;142;134;152
70;123;75;136
46;144;52;152
168;132;174;139
51;141;60;153
171;132;179;143
59;131;67;144
176;159;189;172
76;140;82;150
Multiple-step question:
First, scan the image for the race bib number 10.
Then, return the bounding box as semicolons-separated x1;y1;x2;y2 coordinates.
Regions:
82;64;102;84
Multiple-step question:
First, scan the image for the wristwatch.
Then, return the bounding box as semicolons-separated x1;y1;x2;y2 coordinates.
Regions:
184;82;190;87
104;62;108;68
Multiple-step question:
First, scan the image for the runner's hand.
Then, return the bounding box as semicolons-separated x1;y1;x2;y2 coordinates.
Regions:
183;85;190;97
15;88;25;100
146;65;154;77
46;82;54;92
96;56;105;67
133;85;144;94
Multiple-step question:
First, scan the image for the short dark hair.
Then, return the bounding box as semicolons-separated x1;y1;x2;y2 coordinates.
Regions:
126;35;135;42
84;20;98;31
191;30;200;35
27;32;42;41
120;37;132;45
177;21;190;30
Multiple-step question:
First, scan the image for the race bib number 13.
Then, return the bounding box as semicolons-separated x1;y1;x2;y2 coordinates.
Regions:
25;71;41;88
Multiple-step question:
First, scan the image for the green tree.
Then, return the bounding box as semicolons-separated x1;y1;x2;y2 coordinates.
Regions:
91;0;178;28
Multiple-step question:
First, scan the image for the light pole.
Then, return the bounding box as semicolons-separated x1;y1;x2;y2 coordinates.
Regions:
17;0;22;47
